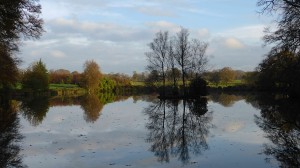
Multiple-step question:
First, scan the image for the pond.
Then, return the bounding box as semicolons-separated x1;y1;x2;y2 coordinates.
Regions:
0;93;299;168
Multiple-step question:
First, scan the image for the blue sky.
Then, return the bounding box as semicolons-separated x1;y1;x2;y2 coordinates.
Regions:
20;0;273;74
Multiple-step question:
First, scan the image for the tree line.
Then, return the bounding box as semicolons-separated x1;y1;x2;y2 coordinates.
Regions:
5;56;247;95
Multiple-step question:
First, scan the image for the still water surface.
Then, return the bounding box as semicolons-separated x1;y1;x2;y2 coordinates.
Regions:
1;93;299;168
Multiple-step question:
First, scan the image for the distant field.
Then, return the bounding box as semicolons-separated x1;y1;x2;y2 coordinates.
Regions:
130;81;145;86
131;81;185;87
208;80;243;88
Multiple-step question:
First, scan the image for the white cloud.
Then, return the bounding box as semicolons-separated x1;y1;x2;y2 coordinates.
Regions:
180;8;228;18
218;25;266;44
207;35;269;71
50;50;66;58
197;28;210;39
30;50;42;57
47;18;152;42
225;38;245;49
67;37;90;46
145;21;181;33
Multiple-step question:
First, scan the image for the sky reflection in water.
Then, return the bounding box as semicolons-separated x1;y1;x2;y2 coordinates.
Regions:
1;93;299;168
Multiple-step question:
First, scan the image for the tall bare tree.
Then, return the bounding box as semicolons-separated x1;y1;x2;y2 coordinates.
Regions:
167;37;178;90
146;31;169;95
190;39;209;78
174;28;192;95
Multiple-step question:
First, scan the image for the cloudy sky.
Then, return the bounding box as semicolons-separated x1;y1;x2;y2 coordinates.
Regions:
19;0;273;74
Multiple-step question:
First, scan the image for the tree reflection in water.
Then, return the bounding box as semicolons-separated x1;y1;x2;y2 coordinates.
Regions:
80;93;120;123
20;96;50;126
254;97;300;168
209;93;243;107
0;99;27;168
144;98;213;164
19;92;130;124
80;94;104;123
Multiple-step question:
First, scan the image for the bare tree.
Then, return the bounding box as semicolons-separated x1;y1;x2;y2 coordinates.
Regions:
190;39;209;78
167;37;179;90
146;31;169;95
174;28;192;95
146;28;209;97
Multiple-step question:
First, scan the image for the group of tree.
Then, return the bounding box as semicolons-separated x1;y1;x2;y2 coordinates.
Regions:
145;27;209;98
255;0;300;97
17;59;133;94
49;69;81;85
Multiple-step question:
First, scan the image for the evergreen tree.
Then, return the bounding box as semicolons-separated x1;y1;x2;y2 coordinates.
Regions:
22;59;49;91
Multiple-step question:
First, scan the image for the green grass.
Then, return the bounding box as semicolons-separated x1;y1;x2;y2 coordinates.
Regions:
49;83;81;90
